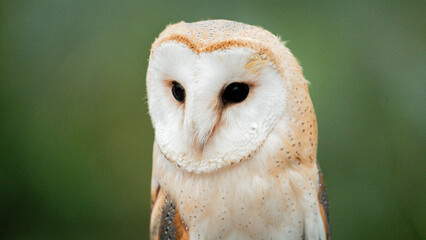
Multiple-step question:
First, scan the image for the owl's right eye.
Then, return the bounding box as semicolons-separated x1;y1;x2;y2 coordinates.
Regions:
171;81;185;103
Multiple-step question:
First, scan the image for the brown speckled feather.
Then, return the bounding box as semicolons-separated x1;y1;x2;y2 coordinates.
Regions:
150;187;190;240
317;161;331;240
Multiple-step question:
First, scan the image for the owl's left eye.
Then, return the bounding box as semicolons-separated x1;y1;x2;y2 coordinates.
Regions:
222;82;250;104
171;81;185;103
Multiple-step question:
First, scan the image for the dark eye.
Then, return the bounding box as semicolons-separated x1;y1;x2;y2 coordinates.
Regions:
222;82;250;103
171;81;185;103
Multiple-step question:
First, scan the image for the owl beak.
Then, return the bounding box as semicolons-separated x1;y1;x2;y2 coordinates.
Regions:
186;106;219;154
183;86;222;155
193;123;215;153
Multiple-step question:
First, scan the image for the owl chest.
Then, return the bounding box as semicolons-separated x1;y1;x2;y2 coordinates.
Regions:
159;163;313;239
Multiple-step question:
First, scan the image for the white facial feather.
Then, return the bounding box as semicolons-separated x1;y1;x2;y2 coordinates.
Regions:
148;42;287;173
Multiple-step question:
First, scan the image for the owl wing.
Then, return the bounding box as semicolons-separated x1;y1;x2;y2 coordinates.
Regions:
317;160;331;240
150;145;190;240
150;186;190;240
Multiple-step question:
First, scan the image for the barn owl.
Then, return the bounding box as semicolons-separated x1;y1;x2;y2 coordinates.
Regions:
147;20;330;240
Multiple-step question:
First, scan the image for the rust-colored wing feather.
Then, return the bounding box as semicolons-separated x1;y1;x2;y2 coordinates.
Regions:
317;160;331;240
150;186;190;240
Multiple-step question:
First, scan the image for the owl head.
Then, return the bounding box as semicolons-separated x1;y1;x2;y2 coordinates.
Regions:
147;20;317;173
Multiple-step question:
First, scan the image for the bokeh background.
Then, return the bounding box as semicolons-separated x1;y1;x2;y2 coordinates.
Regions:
1;0;424;239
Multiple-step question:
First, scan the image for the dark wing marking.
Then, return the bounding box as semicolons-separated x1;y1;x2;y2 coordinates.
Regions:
317;160;331;240
150;187;190;240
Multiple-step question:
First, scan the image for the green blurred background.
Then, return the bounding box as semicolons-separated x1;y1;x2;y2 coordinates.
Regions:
0;0;424;239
